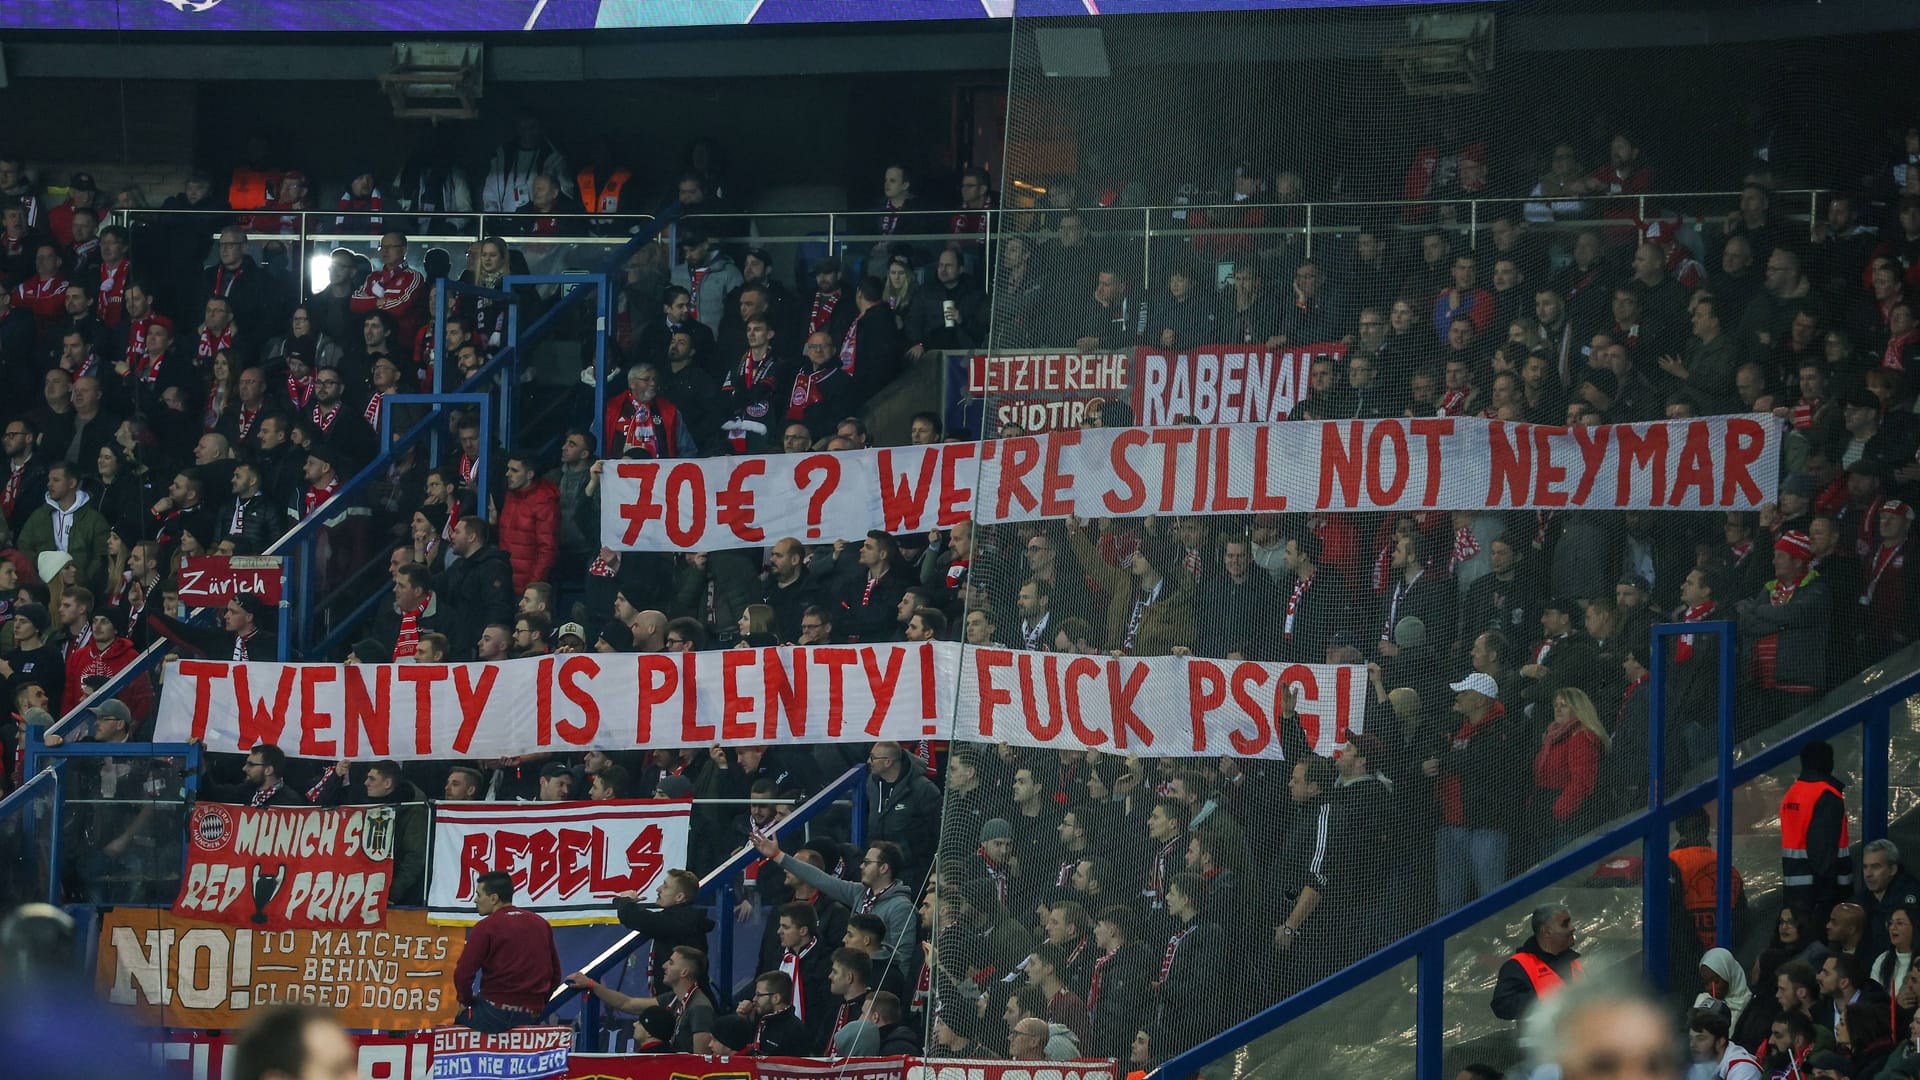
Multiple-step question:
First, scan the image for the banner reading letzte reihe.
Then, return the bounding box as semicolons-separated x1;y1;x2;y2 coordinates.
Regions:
598;416;1780;554
154;644;1365;763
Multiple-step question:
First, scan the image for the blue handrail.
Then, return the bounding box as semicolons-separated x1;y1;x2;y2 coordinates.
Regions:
546;762;869;1038
1153;621;1906;1080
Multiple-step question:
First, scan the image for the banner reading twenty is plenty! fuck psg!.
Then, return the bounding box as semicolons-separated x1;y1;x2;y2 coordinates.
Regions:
154;644;1366;762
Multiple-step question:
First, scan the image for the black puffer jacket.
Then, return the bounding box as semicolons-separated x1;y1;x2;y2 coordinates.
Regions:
613;897;716;994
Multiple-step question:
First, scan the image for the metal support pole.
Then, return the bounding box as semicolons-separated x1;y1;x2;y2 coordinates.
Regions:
851;772;869;850
1303;200;1314;261
593;281;610;449
277;562;291;661
45;765;63;905
1468;199;1479;251
715;879;736;1010
1864;699;1893;845
1715;623;1738;948
433;278;448;390
1644;624;1673;987
1414;947;1444;1080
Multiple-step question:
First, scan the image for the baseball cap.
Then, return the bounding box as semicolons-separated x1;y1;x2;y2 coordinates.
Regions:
1448;672;1500;698
1839;388;1881;411
556;621;587;643
67;172;96;193
90;699;132;725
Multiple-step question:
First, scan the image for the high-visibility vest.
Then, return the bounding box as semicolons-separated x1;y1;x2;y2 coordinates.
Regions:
1671;845;1743;948
1779;779;1851;888
1512;951;1583;999
577;167;631;215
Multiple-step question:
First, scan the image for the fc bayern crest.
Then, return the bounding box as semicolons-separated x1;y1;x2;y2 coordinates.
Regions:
190;802;235;851
160;0;225;12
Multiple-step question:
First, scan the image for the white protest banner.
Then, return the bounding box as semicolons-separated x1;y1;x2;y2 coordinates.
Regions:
153;645;1366;762
598;416;1781;553
1129;341;1344;425
426;800;690;926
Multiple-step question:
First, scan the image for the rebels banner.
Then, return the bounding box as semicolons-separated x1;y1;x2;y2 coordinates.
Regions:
1130;341;1344;425
174;802;395;929
427;800;690;926
599;416;1780;553
430;1027;572;1080
154;645;1366;762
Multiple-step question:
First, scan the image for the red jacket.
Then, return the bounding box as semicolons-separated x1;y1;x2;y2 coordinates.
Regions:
350;265;425;345
64;635;153;724
497;477;559;592
1533;724;1602;823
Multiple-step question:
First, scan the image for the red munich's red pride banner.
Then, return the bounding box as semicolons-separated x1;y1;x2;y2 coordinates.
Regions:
179;555;285;607
174;802;395;929
426;800;691;925
1130;341;1344;425
598;416;1781;553
153;644;1366;762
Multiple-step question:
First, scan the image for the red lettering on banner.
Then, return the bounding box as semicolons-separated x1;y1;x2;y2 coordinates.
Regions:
764;650;807;740
458;833;488;897
1107;662;1152;749
497;831;530;889
1568;424;1610;505
1616;424;1668;506
995;437;1041;519
1531;425;1569;507
1019;655;1064;741
1485;422;1530;506
1189;427;1212;512
1230;664;1278;755
1250;426;1288;512
1281;664;1324;749
679;651;713;743
1062;657;1106;748
1102;430;1150;515
634;654;676;742
536;657;556;745
918;643;937;734
877;449;936;532
615;462;663;545
975;650;1015;737
557;657;600;745
1148;427;1195;514
233;665;295;751
721;650;758;741
717;459;765;543
1673;423;1716;506
450;667;498;755
397;665;441;755
1319;422;1364;508
1722;419;1765;505
343;666;390;757
1367;421;1408;506
1187;662;1226;751
556;827;590;899
1209;428;1249;513
861;647;905;737
624;824;665;892
664;463;707;548
298;666;339;758
937;443;980;525
816;649;858;737
1411;418;1453;505
178;659;227;741
1040;430;1079;518
1334;666;1354;746
793;454;842;541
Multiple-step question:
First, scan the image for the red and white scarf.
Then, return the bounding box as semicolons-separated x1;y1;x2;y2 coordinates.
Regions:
196;324;233;362
808;290;841;333
779;938;818;1021
393;596;428;659
303;479;339;518
285;373;314;410
363;392;385;430
1673;603;1714;663
1451;526;1481;571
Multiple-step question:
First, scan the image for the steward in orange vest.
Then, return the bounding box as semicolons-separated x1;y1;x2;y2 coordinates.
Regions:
1491;904;1584;1020
1780;739;1853;925
1670;808;1748;952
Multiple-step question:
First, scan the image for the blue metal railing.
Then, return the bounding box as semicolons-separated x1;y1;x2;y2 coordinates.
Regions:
0;762;64;906
546;762;870;1038
1153;621;1907;1080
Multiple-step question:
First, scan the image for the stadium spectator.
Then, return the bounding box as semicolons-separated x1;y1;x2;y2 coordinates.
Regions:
1492;903;1583;1021
753;831;914;962
612;867;716;994
568;945;714;1052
